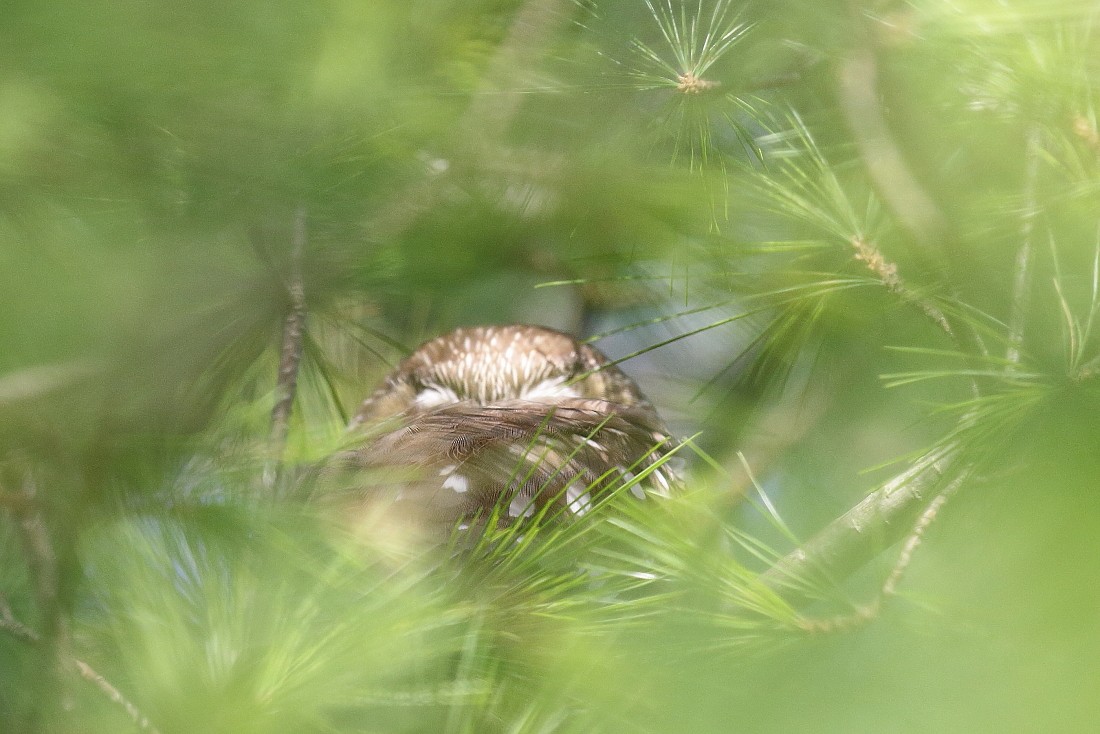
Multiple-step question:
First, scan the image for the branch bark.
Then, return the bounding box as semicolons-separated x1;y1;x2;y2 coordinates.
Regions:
0;591;39;643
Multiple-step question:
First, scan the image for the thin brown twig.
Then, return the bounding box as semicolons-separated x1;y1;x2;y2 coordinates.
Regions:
838;38;996;384
850;236;955;339
881;479;958;597
72;659;162;734
833;23;1003;374
10;471;73;729
850;232;987;399
266;205;308;489
13;474;59;639
0;489;33;512
458;0;570;142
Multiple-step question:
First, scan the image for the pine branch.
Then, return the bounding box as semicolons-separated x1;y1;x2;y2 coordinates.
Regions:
834;32;1000;385
879;479;958;598
0;489;32;512
796;474;963;633
761;442;959;607
13;474;60;641
460;0;572;142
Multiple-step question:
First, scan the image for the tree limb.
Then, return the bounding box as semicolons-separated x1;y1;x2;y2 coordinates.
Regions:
459;0;571;142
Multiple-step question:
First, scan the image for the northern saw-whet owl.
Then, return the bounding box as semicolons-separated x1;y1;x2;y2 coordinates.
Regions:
329;324;680;542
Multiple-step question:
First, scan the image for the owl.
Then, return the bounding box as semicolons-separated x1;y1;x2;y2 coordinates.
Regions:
327;324;679;541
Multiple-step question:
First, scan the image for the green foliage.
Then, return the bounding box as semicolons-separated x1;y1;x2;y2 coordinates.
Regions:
2;0;1100;732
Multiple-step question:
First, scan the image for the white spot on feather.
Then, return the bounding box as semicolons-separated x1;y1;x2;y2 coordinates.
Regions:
651;470;672;497
565;482;592;516
508;494;535;518
442;473;468;494
618;470;646;500
666;456;687;476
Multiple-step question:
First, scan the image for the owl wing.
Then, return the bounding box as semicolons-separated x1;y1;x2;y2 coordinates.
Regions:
324;399;680;541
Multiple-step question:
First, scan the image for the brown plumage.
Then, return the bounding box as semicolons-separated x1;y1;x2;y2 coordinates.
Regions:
326;325;679;540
